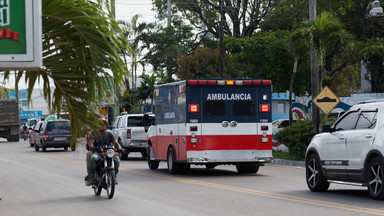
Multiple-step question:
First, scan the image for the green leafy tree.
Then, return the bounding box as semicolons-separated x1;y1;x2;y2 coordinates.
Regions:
4;0;129;148
144;16;194;82
153;0;276;39
176;46;235;79
225;31;311;94
358;38;384;92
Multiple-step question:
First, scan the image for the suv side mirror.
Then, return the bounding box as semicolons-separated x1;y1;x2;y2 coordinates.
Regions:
322;124;331;133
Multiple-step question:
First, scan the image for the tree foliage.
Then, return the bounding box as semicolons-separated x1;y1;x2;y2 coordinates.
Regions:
358;37;384;92
225;30;311;94
274;119;316;160
302;12;357;94
176;46;235;79
144;17;194;82
153;0;276;39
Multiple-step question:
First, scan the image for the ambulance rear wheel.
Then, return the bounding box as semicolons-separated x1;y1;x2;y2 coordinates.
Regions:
206;164;217;169
236;164;259;174
167;147;181;174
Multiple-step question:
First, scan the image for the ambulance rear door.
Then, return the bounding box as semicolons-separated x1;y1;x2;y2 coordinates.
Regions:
200;81;259;151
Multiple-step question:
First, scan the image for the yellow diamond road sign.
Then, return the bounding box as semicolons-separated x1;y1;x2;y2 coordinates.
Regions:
313;86;340;115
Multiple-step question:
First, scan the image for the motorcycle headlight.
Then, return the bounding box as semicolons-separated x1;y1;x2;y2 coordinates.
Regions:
106;149;115;158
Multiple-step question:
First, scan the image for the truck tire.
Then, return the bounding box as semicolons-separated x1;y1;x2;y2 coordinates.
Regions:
7;135;19;142
141;150;148;158
167;147;181;174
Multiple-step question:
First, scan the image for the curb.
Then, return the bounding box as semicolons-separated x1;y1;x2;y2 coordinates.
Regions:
270;158;305;167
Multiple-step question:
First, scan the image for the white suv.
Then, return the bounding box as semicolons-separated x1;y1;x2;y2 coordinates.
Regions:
305;100;384;199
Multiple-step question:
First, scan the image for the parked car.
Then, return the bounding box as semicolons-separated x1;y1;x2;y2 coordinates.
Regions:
305;100;384;199
34;119;72;152
28;120;43;147
272;119;296;152
272;119;296;135
110;112;155;159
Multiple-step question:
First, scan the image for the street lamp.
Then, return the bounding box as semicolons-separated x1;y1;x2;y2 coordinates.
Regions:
367;0;384;18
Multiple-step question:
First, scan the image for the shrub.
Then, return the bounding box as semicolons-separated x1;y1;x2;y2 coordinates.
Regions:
274;119;316;160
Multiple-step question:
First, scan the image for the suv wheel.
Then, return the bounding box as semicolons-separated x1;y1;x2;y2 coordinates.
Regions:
367;157;384;199
306;153;330;192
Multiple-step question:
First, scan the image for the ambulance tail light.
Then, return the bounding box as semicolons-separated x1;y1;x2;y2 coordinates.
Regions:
260;104;270;112
189;104;199;113
127;129;131;139
190;126;198;131
261;125;269;131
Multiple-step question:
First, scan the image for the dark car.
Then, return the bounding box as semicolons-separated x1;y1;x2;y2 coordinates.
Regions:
28;121;43;147
34;120;72;152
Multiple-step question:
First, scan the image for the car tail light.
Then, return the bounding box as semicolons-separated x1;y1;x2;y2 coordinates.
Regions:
127;129;131;139
43;133;48;140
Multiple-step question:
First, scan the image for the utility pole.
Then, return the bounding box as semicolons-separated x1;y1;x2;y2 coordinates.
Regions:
309;0;320;133
219;0;225;78
111;0;120;120
167;0;171;28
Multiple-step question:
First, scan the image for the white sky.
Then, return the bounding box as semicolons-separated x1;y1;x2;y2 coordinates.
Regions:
2;0;157;90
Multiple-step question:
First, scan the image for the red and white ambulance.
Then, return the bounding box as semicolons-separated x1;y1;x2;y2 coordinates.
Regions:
147;79;273;174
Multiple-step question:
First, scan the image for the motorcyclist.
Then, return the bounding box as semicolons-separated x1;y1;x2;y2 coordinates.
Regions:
21;123;28;137
85;118;123;185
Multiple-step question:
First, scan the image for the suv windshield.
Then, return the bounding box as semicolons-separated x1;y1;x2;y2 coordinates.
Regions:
46;121;70;131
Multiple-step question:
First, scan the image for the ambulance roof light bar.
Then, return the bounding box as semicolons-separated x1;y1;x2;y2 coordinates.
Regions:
187;79;271;86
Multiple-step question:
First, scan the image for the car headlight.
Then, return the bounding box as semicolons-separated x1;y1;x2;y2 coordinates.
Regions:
106;149;115;158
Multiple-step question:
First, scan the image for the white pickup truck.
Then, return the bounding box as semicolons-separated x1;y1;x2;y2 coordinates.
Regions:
110;113;155;159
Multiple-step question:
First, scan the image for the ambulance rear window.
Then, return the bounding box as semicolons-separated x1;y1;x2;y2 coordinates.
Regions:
204;101;225;116
233;101;255;116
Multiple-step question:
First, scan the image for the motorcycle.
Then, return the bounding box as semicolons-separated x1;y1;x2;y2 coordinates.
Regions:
91;145;119;199
21;130;28;141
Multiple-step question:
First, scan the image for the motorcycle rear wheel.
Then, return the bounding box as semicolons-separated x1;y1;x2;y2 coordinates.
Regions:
106;169;115;199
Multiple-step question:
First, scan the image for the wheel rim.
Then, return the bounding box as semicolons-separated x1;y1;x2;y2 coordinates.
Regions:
308;158;319;187
369;162;383;195
106;170;115;198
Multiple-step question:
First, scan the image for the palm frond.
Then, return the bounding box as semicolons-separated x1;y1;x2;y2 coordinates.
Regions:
5;0;130;148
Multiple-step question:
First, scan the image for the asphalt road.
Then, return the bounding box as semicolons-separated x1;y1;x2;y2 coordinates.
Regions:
1;139;384;216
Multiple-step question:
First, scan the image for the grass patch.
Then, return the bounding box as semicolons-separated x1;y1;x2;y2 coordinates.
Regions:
273;150;302;161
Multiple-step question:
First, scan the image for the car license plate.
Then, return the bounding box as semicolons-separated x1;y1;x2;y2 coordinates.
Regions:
54;137;67;141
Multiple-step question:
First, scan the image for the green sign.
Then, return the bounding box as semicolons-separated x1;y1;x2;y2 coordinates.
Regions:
0;0;42;70
0;0;26;54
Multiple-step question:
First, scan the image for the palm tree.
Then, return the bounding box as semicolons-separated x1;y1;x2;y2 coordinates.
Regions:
137;73;157;112
118;15;154;90
4;0;129;148
303;12;355;88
